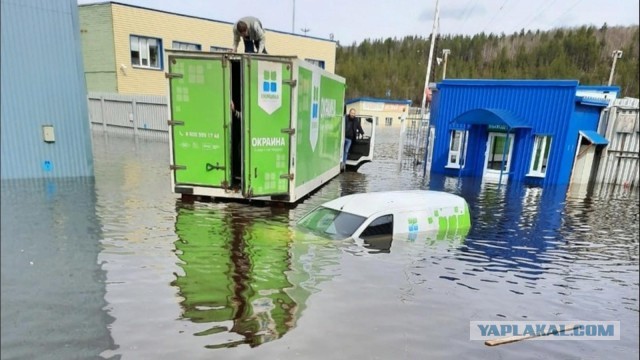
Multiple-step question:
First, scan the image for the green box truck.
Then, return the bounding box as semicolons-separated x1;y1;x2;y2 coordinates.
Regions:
166;51;348;203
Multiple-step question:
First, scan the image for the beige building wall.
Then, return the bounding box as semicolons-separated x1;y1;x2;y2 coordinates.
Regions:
105;3;336;95
346;99;412;128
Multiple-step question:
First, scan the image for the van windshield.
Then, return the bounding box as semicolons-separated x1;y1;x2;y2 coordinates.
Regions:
296;206;366;240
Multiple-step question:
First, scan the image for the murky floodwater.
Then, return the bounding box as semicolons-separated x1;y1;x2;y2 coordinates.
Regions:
1;128;638;360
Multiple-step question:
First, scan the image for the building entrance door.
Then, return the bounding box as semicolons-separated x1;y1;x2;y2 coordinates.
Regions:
483;132;514;182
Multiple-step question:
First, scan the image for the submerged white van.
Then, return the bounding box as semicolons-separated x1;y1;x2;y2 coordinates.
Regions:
296;190;471;244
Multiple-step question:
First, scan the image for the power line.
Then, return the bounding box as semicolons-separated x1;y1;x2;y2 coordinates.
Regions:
480;0;509;34
521;0;559;31
548;0;582;28
460;0;477;23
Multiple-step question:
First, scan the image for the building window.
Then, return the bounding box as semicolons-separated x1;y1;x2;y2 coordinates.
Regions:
130;35;162;69
385;117;393;126
528;135;552;177
360;215;393;238
446;130;468;168
305;58;325;69
210;46;232;52
172;41;201;51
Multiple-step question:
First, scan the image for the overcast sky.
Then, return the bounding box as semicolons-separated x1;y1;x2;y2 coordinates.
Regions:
78;0;639;45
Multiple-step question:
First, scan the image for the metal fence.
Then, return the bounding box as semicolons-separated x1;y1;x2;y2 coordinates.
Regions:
86;93;637;188
87;92;169;141
398;107;432;171
595;97;639;188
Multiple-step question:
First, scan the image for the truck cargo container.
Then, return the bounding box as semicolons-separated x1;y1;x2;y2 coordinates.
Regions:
166;50;361;203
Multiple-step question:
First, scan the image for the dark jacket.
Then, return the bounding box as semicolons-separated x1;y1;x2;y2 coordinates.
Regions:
345;115;364;140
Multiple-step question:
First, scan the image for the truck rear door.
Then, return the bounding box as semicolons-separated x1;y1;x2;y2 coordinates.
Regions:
168;55;231;188
242;58;293;198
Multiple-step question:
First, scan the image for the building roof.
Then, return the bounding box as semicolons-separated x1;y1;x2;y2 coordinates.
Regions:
450;108;531;129
345;97;412;105
575;96;610;107
78;1;336;43
438;79;580;88
577;85;621;93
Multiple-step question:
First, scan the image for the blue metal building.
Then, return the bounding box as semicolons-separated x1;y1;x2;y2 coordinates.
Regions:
1;0;93;179
428;79;616;186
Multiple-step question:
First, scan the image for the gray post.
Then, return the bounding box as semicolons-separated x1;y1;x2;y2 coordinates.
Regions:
132;99;138;138
100;95;106;132
608;50;623;86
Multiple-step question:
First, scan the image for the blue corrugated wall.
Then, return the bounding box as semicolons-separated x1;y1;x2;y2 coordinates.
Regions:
429;80;604;186
1;0;93;179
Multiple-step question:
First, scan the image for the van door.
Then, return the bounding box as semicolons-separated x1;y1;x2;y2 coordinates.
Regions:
168;55;231;187
242;58;293;198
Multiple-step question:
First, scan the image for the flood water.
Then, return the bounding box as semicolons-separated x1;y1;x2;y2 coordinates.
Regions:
1;128;638;360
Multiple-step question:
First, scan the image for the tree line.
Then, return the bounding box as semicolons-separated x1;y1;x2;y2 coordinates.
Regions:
336;24;639;104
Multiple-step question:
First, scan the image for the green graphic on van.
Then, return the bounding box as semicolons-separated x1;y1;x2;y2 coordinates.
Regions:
408;217;419;232
428;204;471;236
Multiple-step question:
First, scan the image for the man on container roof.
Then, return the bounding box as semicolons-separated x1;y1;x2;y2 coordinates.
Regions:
232;16;268;54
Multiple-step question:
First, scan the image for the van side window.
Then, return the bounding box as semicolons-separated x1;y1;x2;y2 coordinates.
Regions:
361;215;393;238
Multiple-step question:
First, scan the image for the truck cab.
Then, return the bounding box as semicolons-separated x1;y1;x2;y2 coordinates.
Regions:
345;115;375;171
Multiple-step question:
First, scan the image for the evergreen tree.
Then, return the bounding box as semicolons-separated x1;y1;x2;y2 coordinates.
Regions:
336;26;640;103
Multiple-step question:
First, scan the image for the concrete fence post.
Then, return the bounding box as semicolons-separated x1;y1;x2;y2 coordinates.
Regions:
100;95;107;132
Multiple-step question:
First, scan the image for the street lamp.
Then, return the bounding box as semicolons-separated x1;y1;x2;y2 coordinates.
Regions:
608;50;623;86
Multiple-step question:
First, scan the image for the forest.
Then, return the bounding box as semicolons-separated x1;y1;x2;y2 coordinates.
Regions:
335;24;639;104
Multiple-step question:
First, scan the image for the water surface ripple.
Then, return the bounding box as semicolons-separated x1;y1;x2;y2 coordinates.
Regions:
1;128;637;360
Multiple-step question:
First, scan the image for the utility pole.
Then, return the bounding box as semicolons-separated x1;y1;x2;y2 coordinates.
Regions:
608;50;623;86
420;0;439;177
292;0;295;33
420;0;439;119
441;49;451;79
301;28;310;36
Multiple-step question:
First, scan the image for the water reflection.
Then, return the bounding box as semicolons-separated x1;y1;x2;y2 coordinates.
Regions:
338;170;368;197
354;227;470;255
4;129;635;359
0;178;115;360
172;202;341;349
464;183;568;274
423;173;639;300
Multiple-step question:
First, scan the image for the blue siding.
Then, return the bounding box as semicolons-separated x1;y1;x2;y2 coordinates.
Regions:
558;103;603;181
1;0;93;179
429;79;605;186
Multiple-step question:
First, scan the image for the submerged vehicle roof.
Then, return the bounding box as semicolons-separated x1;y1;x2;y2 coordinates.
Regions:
320;190;466;218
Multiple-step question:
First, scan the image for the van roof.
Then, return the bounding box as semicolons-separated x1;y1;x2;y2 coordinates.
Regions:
321;190;466;218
